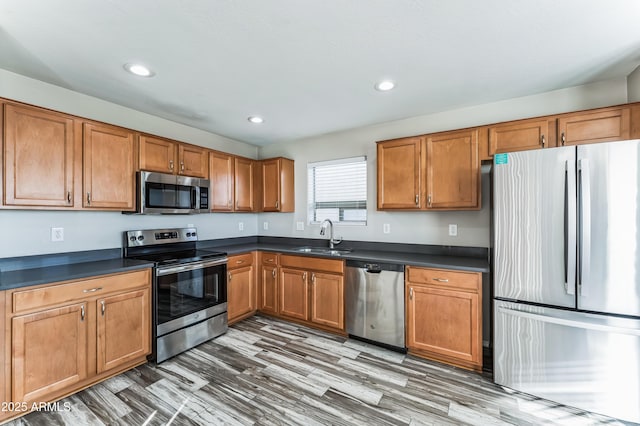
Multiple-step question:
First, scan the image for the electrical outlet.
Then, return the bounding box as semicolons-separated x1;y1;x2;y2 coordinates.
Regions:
296;222;304;231
383;223;391;234
449;224;458;236
263;221;269;230
238;222;244;231
51;227;64;242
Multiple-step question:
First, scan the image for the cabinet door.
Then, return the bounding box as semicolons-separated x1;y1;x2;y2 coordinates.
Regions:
209;151;235;211
377;137;422;209
425;130;480;209
83;122;136;210
261;159;281;211
406;285;480;365
235;157;254;211
96;288;150;374
12;303;88;403
310;272;344;330
489;118;553;154
259;265;278;314
4;104;76;207
178;144;208;178
279;268;309;321
558;107;630;146
227;265;255;324
139;134;177;173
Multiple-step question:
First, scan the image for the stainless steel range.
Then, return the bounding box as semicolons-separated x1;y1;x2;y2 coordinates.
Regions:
123;227;228;363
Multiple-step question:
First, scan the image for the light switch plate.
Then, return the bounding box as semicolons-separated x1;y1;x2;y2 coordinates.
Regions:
383;224;391;234
263;221;269;230
51;227;64;242
448;224;458;236
238;222;244;231
296;222;304;231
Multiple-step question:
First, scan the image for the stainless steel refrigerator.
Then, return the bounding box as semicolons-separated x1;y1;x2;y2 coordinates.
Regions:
493;139;640;424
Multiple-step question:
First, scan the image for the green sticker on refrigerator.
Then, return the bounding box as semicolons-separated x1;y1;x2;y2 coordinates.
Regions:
494;153;508;165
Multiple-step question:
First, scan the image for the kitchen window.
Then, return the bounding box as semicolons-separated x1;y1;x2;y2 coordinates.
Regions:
307;156;367;224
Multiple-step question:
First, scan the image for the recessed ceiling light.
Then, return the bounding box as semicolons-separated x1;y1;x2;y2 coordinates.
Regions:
375;80;395;91
248;116;264;124
124;63;154;77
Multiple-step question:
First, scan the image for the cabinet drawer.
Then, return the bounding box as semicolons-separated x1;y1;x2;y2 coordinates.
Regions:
280;255;344;274
228;253;254;270
11;269;151;314
261;252;279;266
406;267;479;292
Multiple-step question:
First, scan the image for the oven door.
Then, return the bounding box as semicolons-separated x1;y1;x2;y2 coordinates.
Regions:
155;257;227;336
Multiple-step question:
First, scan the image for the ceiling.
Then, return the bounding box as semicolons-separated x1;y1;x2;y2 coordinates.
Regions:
1;1;639;146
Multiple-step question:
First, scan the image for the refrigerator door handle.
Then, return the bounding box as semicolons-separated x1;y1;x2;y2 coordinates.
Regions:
496;305;640;336
577;158;591;296
564;160;577;295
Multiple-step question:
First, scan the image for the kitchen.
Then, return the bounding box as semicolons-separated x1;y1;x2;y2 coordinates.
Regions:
1;1;640;424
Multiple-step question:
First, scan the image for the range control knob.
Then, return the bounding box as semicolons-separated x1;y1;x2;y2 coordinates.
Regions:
191;232;197;237
129;236;136;242
137;235;144;241
186;232;192;237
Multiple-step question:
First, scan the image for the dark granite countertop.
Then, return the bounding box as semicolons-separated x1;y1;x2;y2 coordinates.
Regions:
204;240;490;273
0;258;155;291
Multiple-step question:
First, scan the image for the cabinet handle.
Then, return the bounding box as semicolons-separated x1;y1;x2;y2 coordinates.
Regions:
561;132;566;146
169;160;174;170
228;199;232;206
236;201;239;209
275;200;279;209
80;305;85;321
83;287;103;293
311;273;315;283
272;268;276;278
541;134;546;148
409;288;413;300
427;195;432;207
415;195;419;206
228;272;232;282
302;272;307;281
236;260;244;264
180;161;185;171
101;300;105;316
67;191;72;204
266;258;274;263
86;192;91;205
432;278;449;283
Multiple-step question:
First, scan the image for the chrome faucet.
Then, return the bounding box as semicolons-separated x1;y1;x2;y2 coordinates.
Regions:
320;219;342;249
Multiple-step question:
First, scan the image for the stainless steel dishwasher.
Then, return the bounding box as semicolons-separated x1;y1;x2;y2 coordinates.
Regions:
345;260;405;351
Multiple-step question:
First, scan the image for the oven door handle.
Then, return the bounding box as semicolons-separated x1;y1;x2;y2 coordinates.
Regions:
156;258;228;276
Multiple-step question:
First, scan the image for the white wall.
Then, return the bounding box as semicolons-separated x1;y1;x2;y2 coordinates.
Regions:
0;69;259;258
628;65;640;102
258;77;629;248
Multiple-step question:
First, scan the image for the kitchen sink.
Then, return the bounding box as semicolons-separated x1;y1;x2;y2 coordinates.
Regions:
293;246;353;256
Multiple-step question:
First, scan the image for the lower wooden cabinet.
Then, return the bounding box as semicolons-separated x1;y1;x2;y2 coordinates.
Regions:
2;269;151;422
227;253;256;324
406;266;482;371
278;255;345;332
258;252;279;315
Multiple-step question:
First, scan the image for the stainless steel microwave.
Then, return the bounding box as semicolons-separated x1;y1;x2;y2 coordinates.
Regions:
135;171;210;214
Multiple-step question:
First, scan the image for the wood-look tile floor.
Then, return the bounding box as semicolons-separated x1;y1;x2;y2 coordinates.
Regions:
5;315;634;426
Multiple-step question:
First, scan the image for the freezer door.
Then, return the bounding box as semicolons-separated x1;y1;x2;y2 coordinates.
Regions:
493;146;576;307
494;300;640;424
577;140;640;316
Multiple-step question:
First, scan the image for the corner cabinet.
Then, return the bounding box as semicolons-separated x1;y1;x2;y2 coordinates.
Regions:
377;131;480;211
3;103;80;208
405;266;482;371
4;269;151;421
279;255;344;332
261;157;294;212
83;122;136;210
227;253;256;324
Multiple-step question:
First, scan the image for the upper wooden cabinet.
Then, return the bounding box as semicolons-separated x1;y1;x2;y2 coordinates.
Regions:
425;129;480;210
83;122;136;210
139;134;208;178
3;103;79;207
261;157;294;212
377;137;423;209
557;106;630;146
209;152;256;212
488;117;555;155
377;132;480;211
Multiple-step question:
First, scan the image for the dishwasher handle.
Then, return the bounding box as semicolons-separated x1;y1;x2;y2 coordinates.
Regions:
345;259;404;272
